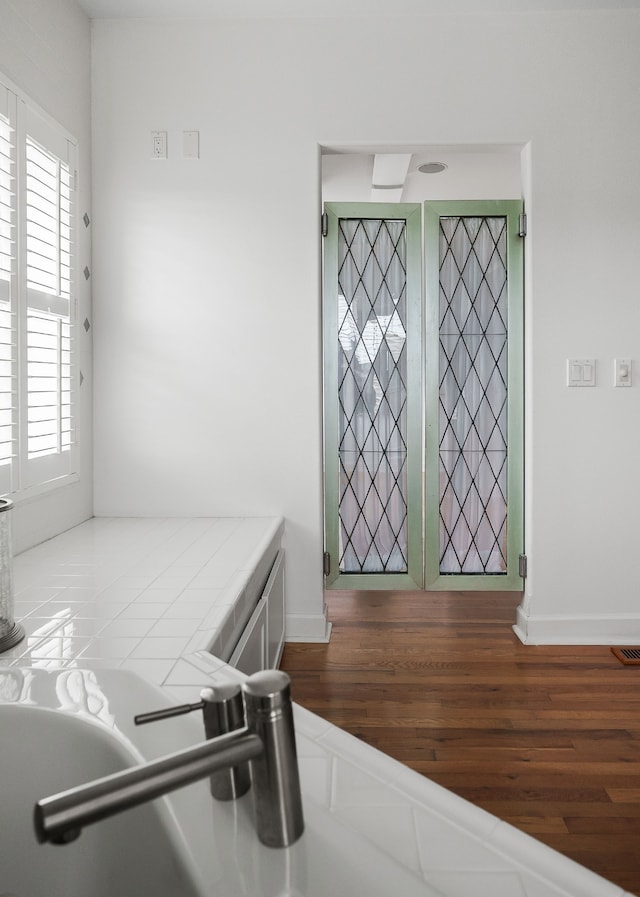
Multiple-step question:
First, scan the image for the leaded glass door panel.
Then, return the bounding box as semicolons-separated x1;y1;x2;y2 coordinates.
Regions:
323;200;523;592
424;200;523;590
323;203;423;589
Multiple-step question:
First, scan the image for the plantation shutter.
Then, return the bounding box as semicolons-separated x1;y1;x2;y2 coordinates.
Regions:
23;108;75;486
0;85;16;495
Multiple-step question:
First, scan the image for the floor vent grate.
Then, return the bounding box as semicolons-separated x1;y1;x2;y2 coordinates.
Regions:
611;647;640;665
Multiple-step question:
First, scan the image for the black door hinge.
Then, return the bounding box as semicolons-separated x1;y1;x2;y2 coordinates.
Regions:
321;211;328;237
323;551;331;576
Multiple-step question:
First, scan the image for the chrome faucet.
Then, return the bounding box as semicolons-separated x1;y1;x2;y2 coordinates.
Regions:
34;670;304;849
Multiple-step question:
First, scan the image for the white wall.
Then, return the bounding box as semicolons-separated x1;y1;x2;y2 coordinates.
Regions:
91;10;640;643
0;0;93;552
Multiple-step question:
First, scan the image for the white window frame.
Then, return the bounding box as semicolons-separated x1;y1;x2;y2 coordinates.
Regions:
0;75;78;501
0;85;16;497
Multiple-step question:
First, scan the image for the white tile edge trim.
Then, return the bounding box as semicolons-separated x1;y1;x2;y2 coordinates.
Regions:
488;821;626;897
236;516;285;572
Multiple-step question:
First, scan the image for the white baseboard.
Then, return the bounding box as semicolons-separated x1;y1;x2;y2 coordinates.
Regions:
285;612;332;643
514;604;640;645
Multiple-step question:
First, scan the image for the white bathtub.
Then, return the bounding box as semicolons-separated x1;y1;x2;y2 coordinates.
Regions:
0;666;444;897
0;675;204;897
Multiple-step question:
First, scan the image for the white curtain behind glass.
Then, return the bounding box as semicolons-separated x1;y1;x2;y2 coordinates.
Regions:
439;217;508;574
337;219;408;574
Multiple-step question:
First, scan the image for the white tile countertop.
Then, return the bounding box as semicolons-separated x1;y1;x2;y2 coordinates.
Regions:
1;517;633;897
3;516;284;681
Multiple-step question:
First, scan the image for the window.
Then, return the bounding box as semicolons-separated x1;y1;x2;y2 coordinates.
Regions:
0;77;78;499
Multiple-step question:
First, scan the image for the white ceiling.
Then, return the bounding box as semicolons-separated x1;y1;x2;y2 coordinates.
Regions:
323;147;523;204
75;0;640;17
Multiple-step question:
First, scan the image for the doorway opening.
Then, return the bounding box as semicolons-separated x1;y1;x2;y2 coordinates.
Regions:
321;144;526;593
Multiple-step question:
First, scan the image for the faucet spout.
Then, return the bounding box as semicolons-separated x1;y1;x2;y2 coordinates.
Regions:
34;728;263;845
34;670;305;849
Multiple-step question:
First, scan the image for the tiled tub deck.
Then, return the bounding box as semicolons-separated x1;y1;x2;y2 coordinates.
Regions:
0;516;631;897
3;516;283;684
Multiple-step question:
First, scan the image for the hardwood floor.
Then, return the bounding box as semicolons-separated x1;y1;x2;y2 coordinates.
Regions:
280;590;640;894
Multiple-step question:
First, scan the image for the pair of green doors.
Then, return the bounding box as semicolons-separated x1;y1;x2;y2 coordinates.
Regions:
323;200;524;591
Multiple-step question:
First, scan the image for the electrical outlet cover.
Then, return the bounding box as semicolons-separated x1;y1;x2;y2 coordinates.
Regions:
151;130;167;159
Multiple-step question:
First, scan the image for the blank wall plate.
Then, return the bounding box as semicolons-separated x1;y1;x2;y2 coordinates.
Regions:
183;130;199;159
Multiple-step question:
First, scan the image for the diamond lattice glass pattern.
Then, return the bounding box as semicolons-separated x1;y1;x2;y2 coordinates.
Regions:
337;219;408;574
439;216;508;574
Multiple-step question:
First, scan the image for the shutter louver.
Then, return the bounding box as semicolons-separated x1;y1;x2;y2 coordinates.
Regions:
0;76;77;498
0;97;16;493
25;136;73;463
0;117;14;298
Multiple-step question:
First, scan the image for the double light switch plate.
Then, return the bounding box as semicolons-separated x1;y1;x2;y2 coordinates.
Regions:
567;359;596;387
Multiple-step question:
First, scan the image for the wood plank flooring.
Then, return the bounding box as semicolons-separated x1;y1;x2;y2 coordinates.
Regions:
280;590;640;894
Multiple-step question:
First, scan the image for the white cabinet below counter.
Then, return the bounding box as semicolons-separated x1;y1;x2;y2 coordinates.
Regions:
229;549;285;675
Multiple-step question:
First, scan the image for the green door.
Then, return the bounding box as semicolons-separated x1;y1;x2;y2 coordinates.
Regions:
322;203;423;589
424;201;524;590
323;200;524;591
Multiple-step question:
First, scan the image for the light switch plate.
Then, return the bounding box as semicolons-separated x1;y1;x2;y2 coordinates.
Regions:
567;358;596;387
614;358;632;387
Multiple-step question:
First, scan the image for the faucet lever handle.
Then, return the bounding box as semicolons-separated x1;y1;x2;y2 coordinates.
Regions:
133;684;252;802
134;700;205;726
